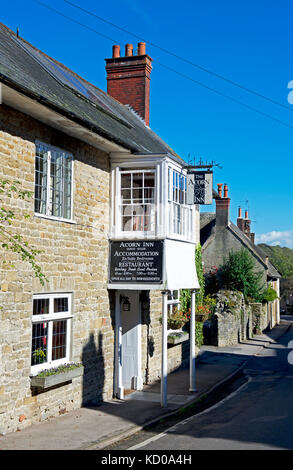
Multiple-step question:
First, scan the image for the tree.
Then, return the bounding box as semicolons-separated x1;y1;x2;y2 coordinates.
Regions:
0;179;47;285
221;248;265;302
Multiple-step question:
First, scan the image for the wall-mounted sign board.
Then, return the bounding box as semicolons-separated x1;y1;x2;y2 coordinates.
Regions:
187;171;213;205
109;240;163;284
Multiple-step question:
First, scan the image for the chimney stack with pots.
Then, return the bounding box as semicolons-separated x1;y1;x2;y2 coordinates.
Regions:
237;207;245;232
237;207;255;244
105;42;153;126
216;183;230;227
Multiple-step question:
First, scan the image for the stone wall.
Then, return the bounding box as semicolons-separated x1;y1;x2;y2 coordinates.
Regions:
210;290;253;347
250;302;268;334
0;105;114;434
0;105;190;435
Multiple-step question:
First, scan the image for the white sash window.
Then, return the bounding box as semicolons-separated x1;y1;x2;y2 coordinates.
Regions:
168;167;193;240
120;169;156;234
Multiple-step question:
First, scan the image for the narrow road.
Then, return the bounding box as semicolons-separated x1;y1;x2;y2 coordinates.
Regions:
126;318;293;450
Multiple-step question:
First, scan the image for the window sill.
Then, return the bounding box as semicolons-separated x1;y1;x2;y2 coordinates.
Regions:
30;365;84;390
34;213;77;225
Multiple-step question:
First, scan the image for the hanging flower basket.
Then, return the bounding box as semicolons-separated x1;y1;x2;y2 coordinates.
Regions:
160;308;190;330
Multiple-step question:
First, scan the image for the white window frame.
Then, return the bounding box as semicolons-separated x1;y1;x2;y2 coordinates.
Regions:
113;165;158;237
34;141;74;223
167;290;181;328
31;293;73;375
167;165;194;242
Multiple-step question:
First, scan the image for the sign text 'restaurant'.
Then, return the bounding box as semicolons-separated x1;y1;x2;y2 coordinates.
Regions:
109;240;163;284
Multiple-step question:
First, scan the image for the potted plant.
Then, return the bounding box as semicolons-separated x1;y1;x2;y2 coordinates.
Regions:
32;348;47;365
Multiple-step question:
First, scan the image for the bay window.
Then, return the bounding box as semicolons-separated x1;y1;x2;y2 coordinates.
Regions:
31;293;72;374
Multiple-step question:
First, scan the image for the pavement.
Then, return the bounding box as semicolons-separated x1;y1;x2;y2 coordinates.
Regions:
0;318;291;451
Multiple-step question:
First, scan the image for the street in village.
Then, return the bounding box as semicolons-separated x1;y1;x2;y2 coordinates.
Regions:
1;316;292;452
106;316;293;451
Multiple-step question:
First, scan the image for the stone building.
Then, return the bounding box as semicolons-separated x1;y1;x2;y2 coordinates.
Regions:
0;24;200;434
200;183;281;329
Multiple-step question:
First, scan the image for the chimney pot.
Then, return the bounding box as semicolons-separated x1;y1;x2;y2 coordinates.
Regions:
224;184;228;198
238;207;242;218
125;44;133;57
217;183;223;198
112;45;120;58
138;42;146;55
245;210;249;219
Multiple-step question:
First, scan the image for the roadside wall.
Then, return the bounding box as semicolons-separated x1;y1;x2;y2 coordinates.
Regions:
210;290;253;347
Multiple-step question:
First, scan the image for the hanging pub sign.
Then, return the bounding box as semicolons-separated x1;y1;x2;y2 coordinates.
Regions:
187;171;213;205
109;240;164;284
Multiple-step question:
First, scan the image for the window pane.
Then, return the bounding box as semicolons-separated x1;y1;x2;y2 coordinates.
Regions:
54;297;69;313
31;322;48;365
144;187;154;202
122;215;133;231
52;320;67;360
132;188;143;203
50;151;63;218
63;154;72;219
33;298;49;315
35;145;48;214
121;173;131;189
121;189;131;203
144;172;155;188
132;173;143;188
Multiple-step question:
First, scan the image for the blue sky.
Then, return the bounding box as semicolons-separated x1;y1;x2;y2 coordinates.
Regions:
2;0;293;247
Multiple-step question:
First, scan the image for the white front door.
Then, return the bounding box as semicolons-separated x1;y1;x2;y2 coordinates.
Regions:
121;290;141;390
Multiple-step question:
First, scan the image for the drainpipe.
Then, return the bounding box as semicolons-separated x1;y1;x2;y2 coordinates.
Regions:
189;289;197;392
161;290;168;407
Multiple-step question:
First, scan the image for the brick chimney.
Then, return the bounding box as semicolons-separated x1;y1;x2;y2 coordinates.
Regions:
237;207;255;244
216;183;230;227
105;42;153;126
237;207;245;232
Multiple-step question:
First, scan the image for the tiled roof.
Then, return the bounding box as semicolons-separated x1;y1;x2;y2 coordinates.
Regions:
0;22;181;159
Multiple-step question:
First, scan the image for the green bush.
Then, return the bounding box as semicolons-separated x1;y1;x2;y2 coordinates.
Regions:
221;249;265;302
261;287;278;303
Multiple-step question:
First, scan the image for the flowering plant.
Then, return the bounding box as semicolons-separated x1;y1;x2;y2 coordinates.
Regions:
160;307;189;330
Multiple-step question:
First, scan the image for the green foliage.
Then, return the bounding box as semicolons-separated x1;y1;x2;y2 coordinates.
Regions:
0;179;47;285
261;287;278;303
195;243;205;305
258;243;293;278
180;244;205;311
221;249;265;302
195;322;204;347
32;348;47;364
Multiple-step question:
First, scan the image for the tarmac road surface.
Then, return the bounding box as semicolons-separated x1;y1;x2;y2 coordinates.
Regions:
126;318;293;450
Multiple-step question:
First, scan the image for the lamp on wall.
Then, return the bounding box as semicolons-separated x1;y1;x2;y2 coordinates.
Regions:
120;295;131;311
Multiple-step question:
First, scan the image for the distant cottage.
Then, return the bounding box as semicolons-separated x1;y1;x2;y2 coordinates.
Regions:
200;183;281;328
